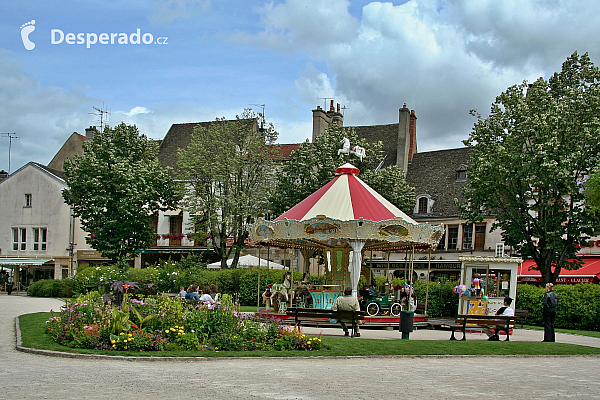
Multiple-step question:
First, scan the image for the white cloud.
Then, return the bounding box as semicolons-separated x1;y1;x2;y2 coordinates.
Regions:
236;0;600;152
120;106;152;117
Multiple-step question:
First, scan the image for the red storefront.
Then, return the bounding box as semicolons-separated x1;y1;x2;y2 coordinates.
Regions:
518;258;600;284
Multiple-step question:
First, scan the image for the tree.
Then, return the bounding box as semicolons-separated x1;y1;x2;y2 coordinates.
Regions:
177;110;278;269
461;52;600;284
63;123;182;263
270;123;415;216
583;171;600;211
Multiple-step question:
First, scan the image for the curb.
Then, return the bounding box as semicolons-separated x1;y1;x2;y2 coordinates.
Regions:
14;316;600;361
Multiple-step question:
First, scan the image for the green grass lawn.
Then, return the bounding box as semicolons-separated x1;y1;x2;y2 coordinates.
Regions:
522;325;600;338
20;312;600;358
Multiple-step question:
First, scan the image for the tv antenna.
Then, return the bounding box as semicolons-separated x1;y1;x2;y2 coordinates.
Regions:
250;103;266;130
318;97;334;110
341;106;349;116
89;104;111;132
2;132;19;174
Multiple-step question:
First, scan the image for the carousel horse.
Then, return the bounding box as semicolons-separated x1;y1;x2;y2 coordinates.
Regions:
271;272;291;312
338;137;365;162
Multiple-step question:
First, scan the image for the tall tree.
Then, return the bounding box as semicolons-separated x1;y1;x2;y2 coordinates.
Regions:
177;110;278;269
462;52;600;283
583;171;600;211
63;123;182;263
270;123;415;216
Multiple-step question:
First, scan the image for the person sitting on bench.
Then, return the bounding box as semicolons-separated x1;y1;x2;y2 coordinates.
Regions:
483;296;514;341
331;287;361;337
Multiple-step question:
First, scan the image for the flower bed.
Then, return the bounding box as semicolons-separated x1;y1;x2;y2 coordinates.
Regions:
45;294;323;353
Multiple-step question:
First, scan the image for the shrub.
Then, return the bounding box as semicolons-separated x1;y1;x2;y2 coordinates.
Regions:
516;283;600;331
27;279;76;298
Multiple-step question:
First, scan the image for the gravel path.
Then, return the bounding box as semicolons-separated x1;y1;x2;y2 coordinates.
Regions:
1;295;599;400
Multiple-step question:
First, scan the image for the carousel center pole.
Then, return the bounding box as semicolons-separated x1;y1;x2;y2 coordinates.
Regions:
425;247;431;316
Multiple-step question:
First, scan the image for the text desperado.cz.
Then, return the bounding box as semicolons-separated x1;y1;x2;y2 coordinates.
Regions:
51;29;167;48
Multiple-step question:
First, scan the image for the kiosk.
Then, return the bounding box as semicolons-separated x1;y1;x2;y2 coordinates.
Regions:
458;256;521;315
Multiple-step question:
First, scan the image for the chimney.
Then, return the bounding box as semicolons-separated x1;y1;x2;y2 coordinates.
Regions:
85;126;97;141
0;170;7;182
397;104;411;174
330;100;334;111
312;106;330;142
408;110;417;161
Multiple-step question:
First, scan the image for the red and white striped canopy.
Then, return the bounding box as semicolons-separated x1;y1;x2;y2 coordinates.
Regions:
275;163;416;224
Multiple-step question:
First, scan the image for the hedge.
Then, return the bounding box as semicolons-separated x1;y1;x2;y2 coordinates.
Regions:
516;283;600;331
27;279;76;298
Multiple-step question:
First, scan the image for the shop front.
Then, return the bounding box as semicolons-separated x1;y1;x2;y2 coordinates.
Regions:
518;258;600;284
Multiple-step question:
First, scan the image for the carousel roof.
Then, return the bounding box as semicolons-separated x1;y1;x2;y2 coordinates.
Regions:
275;163;416;224
249;163;444;251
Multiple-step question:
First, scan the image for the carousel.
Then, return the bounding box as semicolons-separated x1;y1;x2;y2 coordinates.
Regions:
248;139;445;323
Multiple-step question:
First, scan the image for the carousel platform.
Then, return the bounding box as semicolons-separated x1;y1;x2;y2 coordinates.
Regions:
255;309;429;328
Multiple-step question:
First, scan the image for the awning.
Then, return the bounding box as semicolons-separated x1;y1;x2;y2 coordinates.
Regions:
518;258;600;283
163;209;182;217
0;258;54;266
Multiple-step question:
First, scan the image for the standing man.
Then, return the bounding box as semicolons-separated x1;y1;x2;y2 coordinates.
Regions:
331;287;361;337
542;283;559;342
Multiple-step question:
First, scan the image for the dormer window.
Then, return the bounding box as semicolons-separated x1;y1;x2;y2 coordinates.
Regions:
456;165;468;182
415;194;434;215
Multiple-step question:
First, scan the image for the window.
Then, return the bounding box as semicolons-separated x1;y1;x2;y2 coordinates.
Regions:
24;194;32;207
456;164;468;182
462;224;473;250
417;197;428;214
448;226;459;250
12;227;26;251
33;228;47;251
474;224;486;249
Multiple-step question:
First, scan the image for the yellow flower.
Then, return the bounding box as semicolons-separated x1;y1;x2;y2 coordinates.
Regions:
119;332;124;336
170;328;176;332
178;330;184;333
215;347;218;350
112;345;116;348
164;330;169;334
124;346;127;350
111;340;115;344
128;333;132;337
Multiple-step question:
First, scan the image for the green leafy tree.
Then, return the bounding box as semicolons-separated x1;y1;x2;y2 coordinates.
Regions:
63;123;182;263
270;123;415;216
462;52;600;284
583;171;600;211
177;110;278;269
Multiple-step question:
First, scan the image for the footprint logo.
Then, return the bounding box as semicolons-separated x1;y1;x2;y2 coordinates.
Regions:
20;20;36;50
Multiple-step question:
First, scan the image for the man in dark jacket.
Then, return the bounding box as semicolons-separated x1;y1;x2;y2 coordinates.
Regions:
542;283;559;342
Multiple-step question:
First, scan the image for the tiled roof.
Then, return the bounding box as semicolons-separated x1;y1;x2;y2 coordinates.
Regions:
157;119;254;172
271;143;301;160
31;162;67;181
405;147;473;218
353;123;399;167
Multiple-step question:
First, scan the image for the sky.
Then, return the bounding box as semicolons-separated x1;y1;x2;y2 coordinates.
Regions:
2;0;600;173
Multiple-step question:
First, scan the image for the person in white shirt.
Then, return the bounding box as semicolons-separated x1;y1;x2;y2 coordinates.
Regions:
483;296;514;341
199;286;215;303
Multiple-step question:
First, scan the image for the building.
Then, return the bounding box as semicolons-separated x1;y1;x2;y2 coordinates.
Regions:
0;162;94;288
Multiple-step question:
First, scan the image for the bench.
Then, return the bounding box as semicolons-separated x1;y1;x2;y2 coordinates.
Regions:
515;309;529;329
447;314;518;341
286;307;366;338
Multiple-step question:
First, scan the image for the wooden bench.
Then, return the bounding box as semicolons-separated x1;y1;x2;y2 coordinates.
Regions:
286;307;366;338
515;309;529;329
448;314;518;341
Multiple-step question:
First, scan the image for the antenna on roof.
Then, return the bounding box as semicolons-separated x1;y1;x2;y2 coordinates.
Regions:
1;132;19;174
90;104;111;132
341;106;349;116
250;103;266;130
375;154;387;173
318;97;334;110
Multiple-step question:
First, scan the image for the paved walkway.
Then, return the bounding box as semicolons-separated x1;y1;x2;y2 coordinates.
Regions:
1;294;599;399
